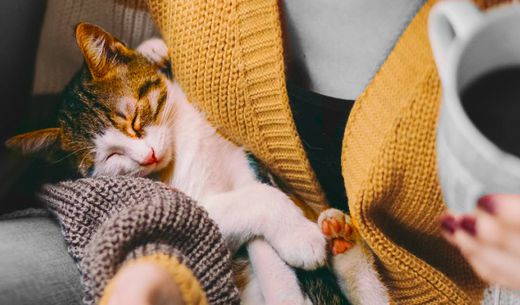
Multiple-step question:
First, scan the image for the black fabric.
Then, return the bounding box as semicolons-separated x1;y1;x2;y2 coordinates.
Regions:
0;0;47;142
287;83;354;212
1;95;76;215
0;0;48;214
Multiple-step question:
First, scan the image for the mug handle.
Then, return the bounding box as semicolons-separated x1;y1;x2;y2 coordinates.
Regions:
429;1;483;82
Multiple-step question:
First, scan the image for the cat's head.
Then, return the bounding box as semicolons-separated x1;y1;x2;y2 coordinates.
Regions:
6;23;176;177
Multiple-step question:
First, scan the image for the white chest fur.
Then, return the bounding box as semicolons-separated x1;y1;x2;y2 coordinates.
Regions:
164;81;257;202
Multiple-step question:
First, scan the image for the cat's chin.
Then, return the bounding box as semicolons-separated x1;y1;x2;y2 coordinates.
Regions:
137;158;172;179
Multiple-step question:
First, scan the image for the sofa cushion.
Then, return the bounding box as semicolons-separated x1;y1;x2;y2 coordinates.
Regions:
33;0;159;95
0;215;83;305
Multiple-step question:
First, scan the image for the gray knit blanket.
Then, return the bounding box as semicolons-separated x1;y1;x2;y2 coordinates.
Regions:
38;176;240;305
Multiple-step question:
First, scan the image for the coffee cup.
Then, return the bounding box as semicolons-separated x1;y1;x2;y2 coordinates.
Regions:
429;1;520;213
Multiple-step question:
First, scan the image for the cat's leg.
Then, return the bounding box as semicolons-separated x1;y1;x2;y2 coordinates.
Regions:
318;209;390;305
246;238;311;305
202;183;326;270
240;267;266;305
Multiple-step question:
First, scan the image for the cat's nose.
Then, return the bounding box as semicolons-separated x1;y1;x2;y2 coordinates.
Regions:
141;148;159;166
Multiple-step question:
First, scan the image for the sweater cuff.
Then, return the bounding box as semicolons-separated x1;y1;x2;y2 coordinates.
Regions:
99;253;208;305
40;176;240;305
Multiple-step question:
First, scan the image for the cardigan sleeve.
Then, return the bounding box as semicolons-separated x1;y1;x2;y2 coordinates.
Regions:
99;253;208;305
39;176;240;305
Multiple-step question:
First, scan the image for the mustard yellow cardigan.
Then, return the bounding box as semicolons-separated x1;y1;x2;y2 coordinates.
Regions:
101;0;511;304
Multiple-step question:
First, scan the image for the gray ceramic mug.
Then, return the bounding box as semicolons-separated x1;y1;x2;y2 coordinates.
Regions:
429;1;520;214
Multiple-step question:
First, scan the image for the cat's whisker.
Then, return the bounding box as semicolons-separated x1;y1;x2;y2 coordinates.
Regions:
128;167;142;177
5;30;358;304
78;150;94;171
50;146;95;165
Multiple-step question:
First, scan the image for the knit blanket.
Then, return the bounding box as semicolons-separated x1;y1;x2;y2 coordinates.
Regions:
38;176;240;305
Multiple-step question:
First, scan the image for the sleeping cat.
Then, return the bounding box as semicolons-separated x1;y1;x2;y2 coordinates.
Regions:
7;23;389;305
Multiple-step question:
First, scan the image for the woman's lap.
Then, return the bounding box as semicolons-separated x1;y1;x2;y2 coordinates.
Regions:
0;215;82;305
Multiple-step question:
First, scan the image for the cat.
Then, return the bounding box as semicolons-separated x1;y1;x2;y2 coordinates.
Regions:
6;23;389;305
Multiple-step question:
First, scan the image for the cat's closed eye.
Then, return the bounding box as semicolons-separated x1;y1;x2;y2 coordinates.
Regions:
5;25;175;178
106;152;123;161
131;111;142;137
115;112;126;119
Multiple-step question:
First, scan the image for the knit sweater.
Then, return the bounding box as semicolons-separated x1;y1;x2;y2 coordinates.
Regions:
39;176;240;305
142;0;511;304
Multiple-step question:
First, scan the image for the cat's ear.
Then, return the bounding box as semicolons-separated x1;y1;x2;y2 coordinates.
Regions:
5;128;61;154
75;22;132;79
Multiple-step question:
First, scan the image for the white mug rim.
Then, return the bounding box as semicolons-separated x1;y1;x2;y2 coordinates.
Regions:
444;4;520;176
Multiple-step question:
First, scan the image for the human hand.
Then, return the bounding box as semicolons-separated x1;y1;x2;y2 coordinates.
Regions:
105;260;185;305
440;194;520;290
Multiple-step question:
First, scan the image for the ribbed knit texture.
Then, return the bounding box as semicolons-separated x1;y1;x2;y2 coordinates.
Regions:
146;0;328;216
341;1;484;303
144;0;512;304
39;176;239;305
343;1;511;304
33;0;159;94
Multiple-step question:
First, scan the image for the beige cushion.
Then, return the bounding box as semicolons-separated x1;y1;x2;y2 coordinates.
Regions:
33;0;159;95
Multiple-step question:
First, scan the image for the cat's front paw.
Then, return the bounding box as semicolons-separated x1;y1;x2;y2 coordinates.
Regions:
270;220;327;270
137;38;169;65
318;208;355;256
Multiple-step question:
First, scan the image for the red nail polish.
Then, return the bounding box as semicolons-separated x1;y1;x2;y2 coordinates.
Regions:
460;216;477;236
478;195;496;214
440;215;457;234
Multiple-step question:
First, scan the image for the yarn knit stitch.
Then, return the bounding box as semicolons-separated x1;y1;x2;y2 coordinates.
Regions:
144;0;512;303
39;176;240;305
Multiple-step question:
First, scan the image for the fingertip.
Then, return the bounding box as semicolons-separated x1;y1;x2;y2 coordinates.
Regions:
439;213;458;235
477;195;497;215
441;230;456;244
460;216;477;236
451;224;482;258
477;194;520;228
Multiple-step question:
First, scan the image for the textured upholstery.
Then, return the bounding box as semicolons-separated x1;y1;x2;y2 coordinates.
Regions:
0;216;83;305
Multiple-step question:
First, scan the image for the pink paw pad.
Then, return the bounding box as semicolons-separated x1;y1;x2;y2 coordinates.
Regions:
318;209;355;256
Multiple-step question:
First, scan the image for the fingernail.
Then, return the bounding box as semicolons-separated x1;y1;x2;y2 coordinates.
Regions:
477;195;496;214
460;216;477;236
440;215;457;234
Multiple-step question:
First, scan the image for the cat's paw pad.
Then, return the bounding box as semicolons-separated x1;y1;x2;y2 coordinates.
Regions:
318;208;355;256
137;38;169;65
271;221;327;270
